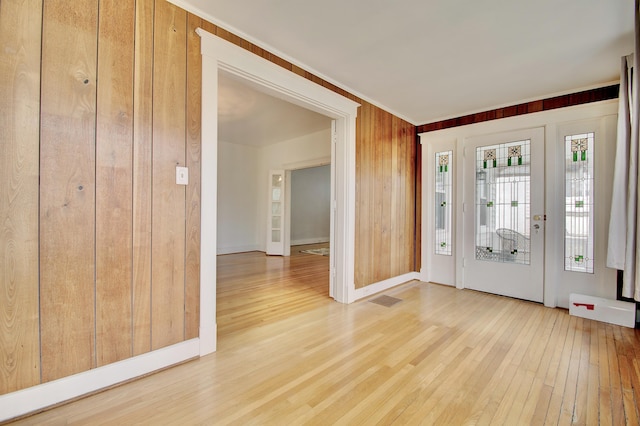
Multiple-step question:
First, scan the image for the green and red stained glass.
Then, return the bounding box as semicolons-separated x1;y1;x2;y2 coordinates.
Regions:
571;138;588;162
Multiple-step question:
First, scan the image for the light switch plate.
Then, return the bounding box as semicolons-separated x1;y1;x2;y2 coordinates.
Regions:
176;166;188;185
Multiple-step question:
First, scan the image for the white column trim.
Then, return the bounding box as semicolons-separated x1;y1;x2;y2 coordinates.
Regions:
196;28;359;305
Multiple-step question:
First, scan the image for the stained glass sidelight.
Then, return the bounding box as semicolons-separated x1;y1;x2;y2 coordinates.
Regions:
565;133;594;273
475;140;531;265
435;151;453;255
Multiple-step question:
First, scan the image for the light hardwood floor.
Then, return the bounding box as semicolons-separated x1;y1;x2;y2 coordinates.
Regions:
7;245;640;425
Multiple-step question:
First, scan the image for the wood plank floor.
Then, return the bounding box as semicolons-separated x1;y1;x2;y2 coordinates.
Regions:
7;245;640;425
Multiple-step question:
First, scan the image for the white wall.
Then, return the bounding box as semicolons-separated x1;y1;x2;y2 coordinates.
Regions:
291;165;331;245
420;100;618;308
217;141;261;254
258;128;331;251
217;127;331;254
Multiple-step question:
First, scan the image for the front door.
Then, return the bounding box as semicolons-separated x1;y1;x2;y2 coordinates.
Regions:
463;128;545;302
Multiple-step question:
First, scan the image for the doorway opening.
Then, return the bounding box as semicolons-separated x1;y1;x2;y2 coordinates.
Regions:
197;28;359;354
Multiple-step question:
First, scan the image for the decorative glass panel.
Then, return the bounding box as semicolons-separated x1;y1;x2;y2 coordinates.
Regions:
271;202;281;215
271;230;281;243
475;140;531;265
272;187;281;201
565;132;594;273
272;216;280;229
272;174;282;187
435;151;452;255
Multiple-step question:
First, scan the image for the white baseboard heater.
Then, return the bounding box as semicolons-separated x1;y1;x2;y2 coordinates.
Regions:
569;293;636;328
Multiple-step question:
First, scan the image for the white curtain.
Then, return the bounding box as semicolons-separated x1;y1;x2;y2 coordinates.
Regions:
607;0;640;301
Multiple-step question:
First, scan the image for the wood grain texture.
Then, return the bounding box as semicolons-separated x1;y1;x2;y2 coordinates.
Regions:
185;12;202;340
132;0;154;357
0;0;425;398
417;84;620;133
11;263;640;424
95;0;135;367
355;102;416;288
39;0;98;383
0;0;42;395
414;138;422;272
151;0;187;350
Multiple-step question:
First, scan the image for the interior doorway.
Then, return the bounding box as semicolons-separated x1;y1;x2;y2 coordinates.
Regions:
289;164;331;249
198;28;359;354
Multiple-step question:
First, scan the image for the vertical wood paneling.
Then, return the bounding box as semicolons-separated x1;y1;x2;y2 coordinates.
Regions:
0;0;422;398
355;102;417;288
373;108;391;282
354;103;373;287
0;0;42;395
414;139;421;272
132;0;154;357
39;0;98;382
95;0;135;366
151;0;187;350
185;13;202;339
390;118;402;276
416;85;619;133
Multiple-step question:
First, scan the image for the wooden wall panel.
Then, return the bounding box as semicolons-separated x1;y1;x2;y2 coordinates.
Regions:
355;102;417;288
185;13;202;339
132;0;155;356
416;85;619;133
0;0;42;395
354;103;373;286
151;0;187;350
414;140;422;272
39;0;98;382
0;0;423;398
95;0;135;366
374;109;392;282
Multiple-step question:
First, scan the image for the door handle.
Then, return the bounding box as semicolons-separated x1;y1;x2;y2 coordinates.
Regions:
533;224;540;229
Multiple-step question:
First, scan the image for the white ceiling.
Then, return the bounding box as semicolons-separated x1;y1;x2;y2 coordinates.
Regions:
218;72;331;146
178;0;634;125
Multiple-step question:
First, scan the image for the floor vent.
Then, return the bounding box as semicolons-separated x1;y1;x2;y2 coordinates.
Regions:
369;295;402;308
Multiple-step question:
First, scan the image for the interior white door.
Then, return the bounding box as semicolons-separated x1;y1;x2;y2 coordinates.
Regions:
266;170;285;255
463;128;545;302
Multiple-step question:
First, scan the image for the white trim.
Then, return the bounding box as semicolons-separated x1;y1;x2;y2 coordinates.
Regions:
420;136;457;286
217;244;262;255
196;28;359;306
291;237;330;246
166;0;413;124
0;340;200;422
283;156;331;171
352;272;421;301
420;100;619;308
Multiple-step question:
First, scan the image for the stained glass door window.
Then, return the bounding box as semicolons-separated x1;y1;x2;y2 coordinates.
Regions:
435;151;453;255
564;132;595;273
475;140;531;265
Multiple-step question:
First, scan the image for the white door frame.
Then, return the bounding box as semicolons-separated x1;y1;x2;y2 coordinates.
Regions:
420;101;618;310
282;154;332;257
197;29;360;354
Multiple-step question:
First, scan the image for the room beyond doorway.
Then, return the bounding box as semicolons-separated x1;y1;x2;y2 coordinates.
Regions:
216;243;330;338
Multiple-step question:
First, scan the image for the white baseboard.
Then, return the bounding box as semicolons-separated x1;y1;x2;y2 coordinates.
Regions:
353;272;421;301
199;323;217;355
291;237;330;246
216;243;261;255
0;339;200;422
